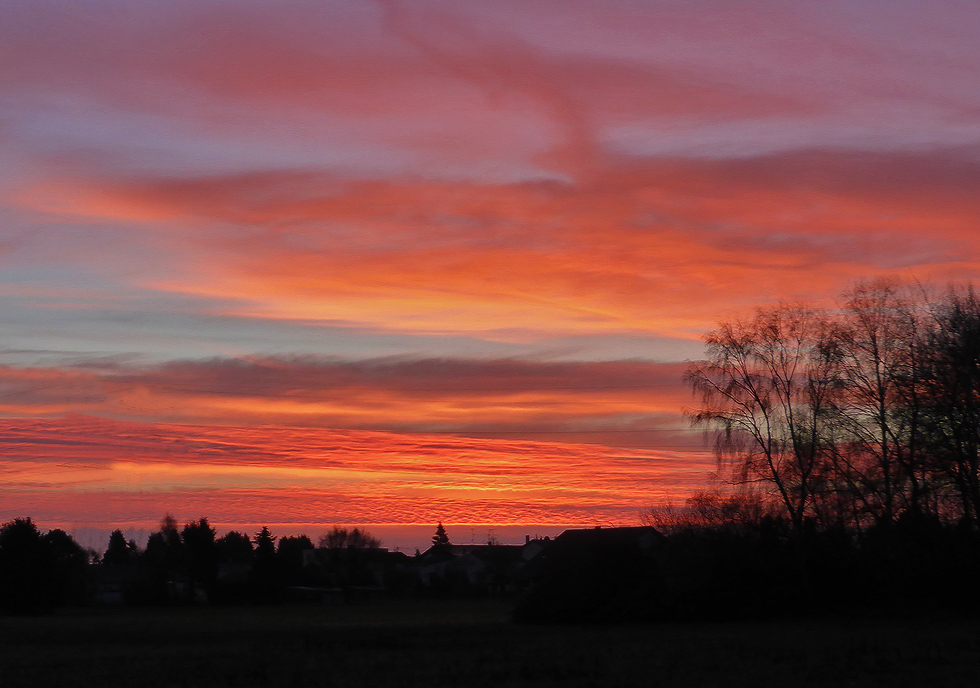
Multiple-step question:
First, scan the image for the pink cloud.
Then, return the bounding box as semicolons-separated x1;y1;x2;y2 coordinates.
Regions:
7;0;976;187
0;414;714;530
25;146;972;341
0;357;696;450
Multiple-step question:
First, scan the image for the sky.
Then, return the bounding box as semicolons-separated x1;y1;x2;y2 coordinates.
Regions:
2;0;979;551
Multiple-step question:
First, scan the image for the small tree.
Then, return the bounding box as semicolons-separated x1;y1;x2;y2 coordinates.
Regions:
181;518;218;597
432;522;450;547
253;526;277;571
103;529;138;566
143;514;189;603
216;530;254;564
251;526;280;598
145;514;185;571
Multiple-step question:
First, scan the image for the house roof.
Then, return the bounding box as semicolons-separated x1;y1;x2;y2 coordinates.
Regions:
417;544;480;562
417;543;526;563
464;544;524;564
553;526;664;549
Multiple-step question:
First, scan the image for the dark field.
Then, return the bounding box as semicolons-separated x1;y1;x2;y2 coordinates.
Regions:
2;600;980;688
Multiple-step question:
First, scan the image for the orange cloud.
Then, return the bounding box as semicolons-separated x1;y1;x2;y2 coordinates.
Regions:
0;415;714;531
5;0;979;350
27;147;971;343
0;357;697;451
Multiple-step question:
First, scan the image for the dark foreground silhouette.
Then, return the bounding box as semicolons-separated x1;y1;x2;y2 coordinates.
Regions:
4;513;980;626
3;600;980;688
514;517;980;623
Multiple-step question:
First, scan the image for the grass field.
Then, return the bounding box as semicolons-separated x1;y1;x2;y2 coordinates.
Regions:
2;600;980;687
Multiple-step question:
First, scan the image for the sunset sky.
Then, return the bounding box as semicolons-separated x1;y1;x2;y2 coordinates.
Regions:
2;0;979;551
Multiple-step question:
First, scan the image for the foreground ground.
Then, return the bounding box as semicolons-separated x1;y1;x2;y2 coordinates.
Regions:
2;599;980;687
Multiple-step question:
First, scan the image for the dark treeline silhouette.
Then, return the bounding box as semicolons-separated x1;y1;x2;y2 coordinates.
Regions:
623;280;980;621
0;515;410;613
117;518;404;606
0;515;542;614
685;279;980;534
0;517;89;613
516;280;980;622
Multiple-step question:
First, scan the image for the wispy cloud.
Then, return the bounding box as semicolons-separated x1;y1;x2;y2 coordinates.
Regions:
1;0;977;534
0;356;696;449
0;414;713;528
17;146;976;343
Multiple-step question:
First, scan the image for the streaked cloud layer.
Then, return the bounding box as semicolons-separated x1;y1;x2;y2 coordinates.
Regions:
1;0;978;542
0;414;712;528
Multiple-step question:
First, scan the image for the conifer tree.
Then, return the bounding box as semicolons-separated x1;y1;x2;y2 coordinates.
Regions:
103;529;136;566
253;526;277;565
431;522;450;547
251;525;280;598
181;517;218;596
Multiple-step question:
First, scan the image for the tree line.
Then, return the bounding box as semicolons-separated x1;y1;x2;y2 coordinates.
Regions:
0;515;391;612
519;278;980;622
686;278;980;533
631;279;980;618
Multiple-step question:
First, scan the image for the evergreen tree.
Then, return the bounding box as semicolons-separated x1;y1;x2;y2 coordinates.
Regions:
103;529;137;566
0;517;53;612
181;517;218;598
432;522;450;547
216;530;254;564
251;526;279;599
254;526;277;562
160;514;182;549
145;513;185;570
143;514;188;603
